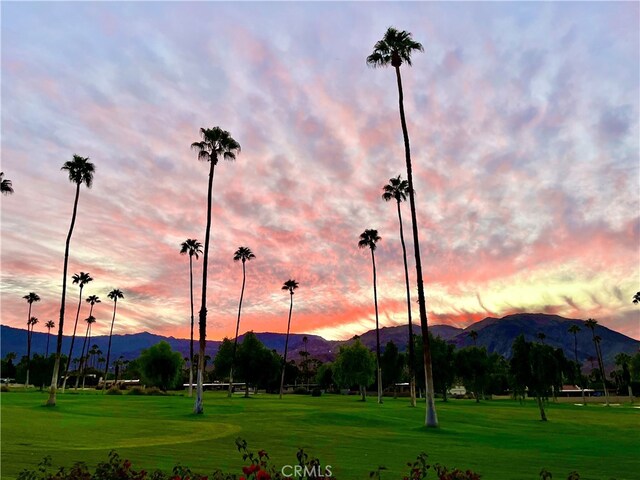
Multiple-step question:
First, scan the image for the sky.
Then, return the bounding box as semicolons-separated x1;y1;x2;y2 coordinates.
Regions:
1;2;639;342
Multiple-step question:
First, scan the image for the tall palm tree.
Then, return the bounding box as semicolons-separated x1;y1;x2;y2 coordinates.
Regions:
180;238;203;398
584;318;609;406
191;126;241;414
62;272;93;390
1;172;14;195
77;315;96;390
229;246;255;398
382;175;416;407
104;289;124;387
25;317;38;387
359;229;383;404
45;320;55;357
567;324;585;404
367;27;438;426
23;292;40;387
279;279;299;399
47;154;95;406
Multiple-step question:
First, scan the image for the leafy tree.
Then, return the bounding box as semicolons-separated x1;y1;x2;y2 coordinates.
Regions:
333;340;376;402
486;353;511;396
584;319;609;406
455;346;489;403
191;126;241;414
1;352;17;379
367;27;438;427
103;289;124;385
382;175;416;407
229;246;255;398
47;154;95;407
380;341;404;395
180;238;202;398
23;292;40;387
0;172;13;195
44;320;55;357
316;362;335;391
630;351;640;382
279;279;299;399
614;353;633;402
62;272;93;390
429;335;456;401
236;332;280;396
138;342;184;391
17;354;60;389
213;338;234;381
358;228;383;404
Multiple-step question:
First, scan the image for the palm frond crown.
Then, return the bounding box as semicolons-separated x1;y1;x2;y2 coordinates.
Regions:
61;155;95;188
1;172;14;195
358;229;381;251
282;279;299;294
180;239;203;259
23;292;41;304
234;246;256;263
366;27;424;68
72;272;93;288
108;289;124;301
382;175;410;203
190;127;241;166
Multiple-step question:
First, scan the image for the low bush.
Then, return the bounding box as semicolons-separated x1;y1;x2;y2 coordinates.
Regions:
292;387;308;395
144;386;166;396
1;385;10;392
105;386;122;395
127;387;145;396
311;387;322;397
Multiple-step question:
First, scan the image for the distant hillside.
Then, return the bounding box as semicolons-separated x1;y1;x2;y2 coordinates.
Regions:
2;313;637;369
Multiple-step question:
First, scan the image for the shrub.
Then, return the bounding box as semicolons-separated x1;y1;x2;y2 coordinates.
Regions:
293;387;309;395
311;387;322;397
105;386;122;395
1;385;10;392
145;386;166;396
128;387;145;396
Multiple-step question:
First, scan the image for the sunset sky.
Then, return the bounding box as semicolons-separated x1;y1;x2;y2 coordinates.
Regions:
1;2;638;341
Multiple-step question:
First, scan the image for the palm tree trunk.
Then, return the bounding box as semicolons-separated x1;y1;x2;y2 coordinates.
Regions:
188;255;195;398
47;183;81;406
62;286;84;391
594;340;609;406
396;199;416;407
25;317;33;388
360;385;366;402
75;317;92;390
82;326;92;389
195;161;216;414
279;293;294;399
536;395;547;421
371;249;383;404
229;261;247;398
394;65;438;427
103;299;118;390
572;333;585;405
46;329;51;358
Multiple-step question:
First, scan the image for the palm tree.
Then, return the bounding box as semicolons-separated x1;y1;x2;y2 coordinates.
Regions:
584;318;609;406
567;324;585;404
180;238;203;398
468;330;478;346
80;316;97;389
1;172;14;195
104;289;124;387
191;126;241;414
47;154;95;406
358;229;383;404
23;292;40;387
633;292;640;304
25;317;38;386
44;320;55;357
382;175;416;407
75;315;96;390
302;335;309;389
279;279;299;399
62;272;93;390
229;246;255;398
367;27;438;427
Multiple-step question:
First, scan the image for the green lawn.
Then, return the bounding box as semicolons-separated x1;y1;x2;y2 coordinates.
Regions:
1;390;638;480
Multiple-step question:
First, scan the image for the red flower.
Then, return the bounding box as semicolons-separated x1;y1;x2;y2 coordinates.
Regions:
258;450;267;458
256;470;271;480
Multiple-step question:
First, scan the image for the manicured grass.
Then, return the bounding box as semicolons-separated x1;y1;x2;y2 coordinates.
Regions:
1;390;638;479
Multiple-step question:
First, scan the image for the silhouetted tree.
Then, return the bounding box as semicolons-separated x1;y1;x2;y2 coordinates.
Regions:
180;238;202;398
633;292;640;304
23;292;40;387
380;341;404;396
584;318;609;406
237;332;280;397
614;353;633;403
104;289;124;385
279;279;299;399
367;27;437;427
62;272;93;390
468;330;478;346
382;175;416;407
77;315;96;390
358;228;383;404
229;246;255;398
25;316;38;386
537;332;546;345
1;172;13;195
47;154;95;406
567;324;585;404
428;334;456;401
455;346;489;403
191;126;241;414
44;320;55;357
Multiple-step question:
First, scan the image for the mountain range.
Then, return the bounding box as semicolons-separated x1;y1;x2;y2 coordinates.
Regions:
2;313;637;369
